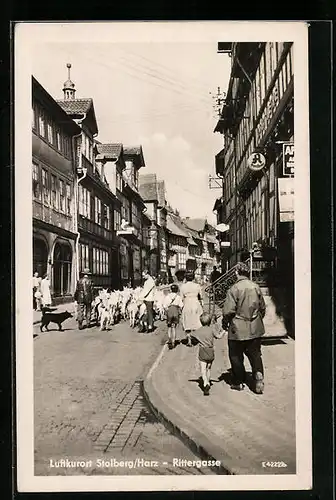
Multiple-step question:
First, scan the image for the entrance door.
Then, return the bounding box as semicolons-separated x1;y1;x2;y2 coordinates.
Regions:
33;237;48;278
53;242;72;296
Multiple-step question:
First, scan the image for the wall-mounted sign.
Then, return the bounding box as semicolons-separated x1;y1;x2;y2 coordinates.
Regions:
247;152;266;171
283;142;294;176
278;177;294;222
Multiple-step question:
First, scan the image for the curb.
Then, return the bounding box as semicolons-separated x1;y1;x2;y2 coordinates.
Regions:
142;345;234;476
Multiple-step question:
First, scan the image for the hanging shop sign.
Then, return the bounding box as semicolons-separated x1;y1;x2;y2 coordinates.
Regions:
278;177;294;222
283;142;294;176
247;152;266;171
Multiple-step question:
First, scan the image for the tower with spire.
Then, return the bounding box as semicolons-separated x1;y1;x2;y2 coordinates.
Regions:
63;63;76;100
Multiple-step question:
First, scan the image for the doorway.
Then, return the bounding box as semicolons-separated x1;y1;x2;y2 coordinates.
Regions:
33;237;48;278
53;241;72;296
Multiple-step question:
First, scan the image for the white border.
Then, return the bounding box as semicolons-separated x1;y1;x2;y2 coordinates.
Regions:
15;20;311;492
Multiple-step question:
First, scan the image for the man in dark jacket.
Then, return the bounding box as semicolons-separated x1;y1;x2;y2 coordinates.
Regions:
210;266;221;284
222;261;266;394
74;268;94;330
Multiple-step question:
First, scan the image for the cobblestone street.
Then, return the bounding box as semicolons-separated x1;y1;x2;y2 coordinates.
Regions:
34;316;217;475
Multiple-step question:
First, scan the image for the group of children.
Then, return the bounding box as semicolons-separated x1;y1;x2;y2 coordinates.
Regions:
163;283;225;396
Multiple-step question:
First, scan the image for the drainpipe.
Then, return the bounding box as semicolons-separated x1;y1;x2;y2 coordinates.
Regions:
71;118;85;284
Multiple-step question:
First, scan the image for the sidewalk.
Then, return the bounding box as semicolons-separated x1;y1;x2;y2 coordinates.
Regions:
144;329;296;475
33;302;76;325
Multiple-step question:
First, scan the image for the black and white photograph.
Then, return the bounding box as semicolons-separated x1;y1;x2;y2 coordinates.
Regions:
15;21;311;492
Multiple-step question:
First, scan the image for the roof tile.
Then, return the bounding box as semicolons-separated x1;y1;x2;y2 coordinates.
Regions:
56;98;93;115
96;143;123;159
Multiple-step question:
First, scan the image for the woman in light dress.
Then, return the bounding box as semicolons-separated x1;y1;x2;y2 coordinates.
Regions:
40;274;52;307
180;271;203;347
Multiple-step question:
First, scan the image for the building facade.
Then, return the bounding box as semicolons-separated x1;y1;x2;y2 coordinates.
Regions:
32;76;81;302
182;218;220;282
139;174;169;281
214;42;294;332
96;143;146;287
57;67;121;290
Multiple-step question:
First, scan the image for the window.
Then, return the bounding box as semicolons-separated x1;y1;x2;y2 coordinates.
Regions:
38;110;45;138
63;136;71;159
92;248;109;275
32;105;37;130
103;204;110;229
116;170;123;191
32;162;40;199
47;122;54;144
66;183;71;215
259;53;266;105
82;133;92;162
114;209;121;231
56;128;61;151
59;180;65;212
177;252;186;269
50;174;57;209
95;197;102;225
79;243;89;272
41;168;49;205
79;186;91;218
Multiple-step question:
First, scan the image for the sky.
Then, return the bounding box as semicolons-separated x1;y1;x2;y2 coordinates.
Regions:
32;35;232;223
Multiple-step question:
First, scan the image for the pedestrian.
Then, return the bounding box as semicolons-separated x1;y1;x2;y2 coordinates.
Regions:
74;268;94;330
33;271;41;310
180;270;203;347
210;265;221;284
222;261;266;394
40;274;52;308
140;269;156;333
163;283;184;349
191;312;225;396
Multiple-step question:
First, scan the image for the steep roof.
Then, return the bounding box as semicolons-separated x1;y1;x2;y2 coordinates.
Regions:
56;98;98;135
32;77;81;136
95;143;123;160
139;182;158;202
139;174;157;202
166;213;188;238
183;218;207;233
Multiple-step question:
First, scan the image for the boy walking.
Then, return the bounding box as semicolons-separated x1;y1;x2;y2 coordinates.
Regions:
191;312;225;396
163;284;184;349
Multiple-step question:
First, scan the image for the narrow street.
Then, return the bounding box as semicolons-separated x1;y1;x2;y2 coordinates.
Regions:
34;316;217;476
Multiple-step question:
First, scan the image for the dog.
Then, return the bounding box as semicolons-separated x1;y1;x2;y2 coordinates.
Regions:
40;310;73;332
